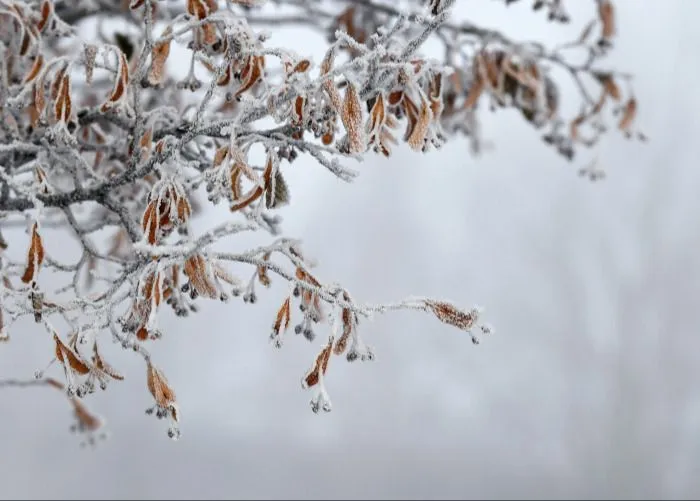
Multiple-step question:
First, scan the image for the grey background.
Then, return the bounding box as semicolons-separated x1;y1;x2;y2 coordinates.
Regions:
2;1;700;498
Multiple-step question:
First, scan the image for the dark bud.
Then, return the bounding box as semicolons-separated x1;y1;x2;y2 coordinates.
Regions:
302;328;315;342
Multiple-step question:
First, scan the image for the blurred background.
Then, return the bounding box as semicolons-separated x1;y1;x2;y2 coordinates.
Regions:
2;0;700;498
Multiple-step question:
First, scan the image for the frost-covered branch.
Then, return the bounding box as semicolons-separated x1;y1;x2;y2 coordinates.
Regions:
0;0;643;443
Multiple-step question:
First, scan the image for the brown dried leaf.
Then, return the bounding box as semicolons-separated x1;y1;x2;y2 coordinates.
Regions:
153;272;162;307
141;201;158;244
388;90;404;107
45;377;64;390
140;271;156;304
234;56;265;99
23;54;44;85
293;59;311;74
366;94;395;156
29;82;44;128
139;127;153;160
148;27;172;85
302;336;334;389
320;45;335;76
184;254;219;298
19;23;37;56
230;155;270;212
93;343;124;381
429;73;444;120
146;361;177;414
295;267;321;287
212;262;239;286
618;97;637;133
464;77;484;109
424;300;478;331
402;95;419;141
257;251;271;287
54;332;91;375
570;114;585;142
176;195;191;223
213;145;229;166
70;397;103;432
136;326;148;341
596;73;621;101
368;92;386;131
101;51;129;112
407;92;432;151
35;166;51;194
320;47;342;112
230;185;263;212
186;0;217;19
50;66;65;101
333;308;353;355
273;297;291;335
53;74;72;123
21;222;45;284
37;0;53;31
341;82;365;153
229;163;243;200
293;95;305;125
598;0;616;40
200;22;218;45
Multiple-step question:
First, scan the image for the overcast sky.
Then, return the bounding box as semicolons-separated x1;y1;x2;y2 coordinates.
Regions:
2;1;700;499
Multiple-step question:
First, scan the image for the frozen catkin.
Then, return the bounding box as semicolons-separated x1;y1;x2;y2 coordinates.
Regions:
0;0;643;443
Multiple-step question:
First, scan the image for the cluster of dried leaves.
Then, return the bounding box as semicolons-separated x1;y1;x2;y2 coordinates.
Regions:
0;0;641;443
